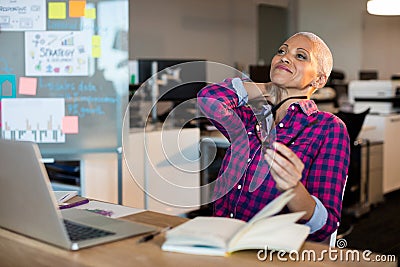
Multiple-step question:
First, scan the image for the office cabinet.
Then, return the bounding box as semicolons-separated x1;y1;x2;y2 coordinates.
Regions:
47;154;119;204
359;114;400;193
199;136;230;206
123;128;200;216
364;142;384;205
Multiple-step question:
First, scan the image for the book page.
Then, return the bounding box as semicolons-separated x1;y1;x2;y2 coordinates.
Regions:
165;217;246;249
161;242;227;256
228;223;310;253
228;212;305;248
248;189;295;225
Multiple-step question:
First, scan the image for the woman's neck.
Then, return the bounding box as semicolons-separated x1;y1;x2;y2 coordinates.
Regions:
273;95;308;123
283;84;315;99
270;84;313;122
274;99;295;123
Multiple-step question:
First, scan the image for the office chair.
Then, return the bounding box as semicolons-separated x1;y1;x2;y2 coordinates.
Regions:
333;108;371;241
335;107;370;209
335;107;370;145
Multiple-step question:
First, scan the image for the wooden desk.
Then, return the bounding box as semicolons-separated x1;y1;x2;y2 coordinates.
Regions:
0;211;396;267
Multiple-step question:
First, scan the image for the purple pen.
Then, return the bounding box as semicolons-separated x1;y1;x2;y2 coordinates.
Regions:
59;199;89;210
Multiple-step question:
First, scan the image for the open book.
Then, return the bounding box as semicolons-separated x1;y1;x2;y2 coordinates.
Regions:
161;189;310;256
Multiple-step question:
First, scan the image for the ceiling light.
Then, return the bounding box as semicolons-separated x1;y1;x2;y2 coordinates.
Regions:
367;0;400;15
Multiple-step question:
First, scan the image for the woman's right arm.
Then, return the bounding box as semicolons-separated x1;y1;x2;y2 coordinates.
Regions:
197;78;283;140
197;78;251;141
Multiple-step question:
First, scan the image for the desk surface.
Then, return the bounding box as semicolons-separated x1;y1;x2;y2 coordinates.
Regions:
0;210;396;267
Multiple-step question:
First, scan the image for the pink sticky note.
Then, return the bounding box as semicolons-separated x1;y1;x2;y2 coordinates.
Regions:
62;116;79;134
18;77;37;95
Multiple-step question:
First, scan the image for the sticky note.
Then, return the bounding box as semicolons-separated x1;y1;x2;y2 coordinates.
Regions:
92;47;101;58
0;74;16;99
92;35;101;46
18;77;38;96
92;35;101;58
48;2;67;19
62;116;79;134
84;8;96;19
69;0;86;18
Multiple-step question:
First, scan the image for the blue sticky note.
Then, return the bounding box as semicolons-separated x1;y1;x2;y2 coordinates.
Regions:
0;75;17;99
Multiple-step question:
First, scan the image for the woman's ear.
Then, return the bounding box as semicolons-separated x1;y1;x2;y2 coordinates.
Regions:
313;75;328;89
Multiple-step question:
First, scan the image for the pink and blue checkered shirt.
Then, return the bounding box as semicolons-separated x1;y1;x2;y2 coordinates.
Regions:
197;79;350;241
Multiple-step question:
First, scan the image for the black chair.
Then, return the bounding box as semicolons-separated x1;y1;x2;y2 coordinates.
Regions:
335;108;371;238
335;108;370;145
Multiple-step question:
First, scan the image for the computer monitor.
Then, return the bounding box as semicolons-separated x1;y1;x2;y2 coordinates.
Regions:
359;70;378;80
136;59;207;103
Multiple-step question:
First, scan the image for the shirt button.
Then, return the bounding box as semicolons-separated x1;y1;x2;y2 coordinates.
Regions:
279;122;284;128
247;158;251;163
247;131;252;135
238;184;242;190
291;105;295;110
230;213;234;218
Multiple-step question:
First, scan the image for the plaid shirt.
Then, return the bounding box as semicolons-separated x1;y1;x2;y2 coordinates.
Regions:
197;79;350;241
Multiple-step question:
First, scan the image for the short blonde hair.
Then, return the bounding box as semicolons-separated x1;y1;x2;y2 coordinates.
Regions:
291;32;333;79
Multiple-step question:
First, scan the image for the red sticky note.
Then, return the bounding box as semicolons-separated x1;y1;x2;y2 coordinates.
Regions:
18;77;37;95
62;116;79;134
69;0;86;17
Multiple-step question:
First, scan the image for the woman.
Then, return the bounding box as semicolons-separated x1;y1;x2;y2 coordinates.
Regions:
197;32;350;242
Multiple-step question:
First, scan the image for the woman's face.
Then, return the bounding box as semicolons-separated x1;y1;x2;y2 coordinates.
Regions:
270;35;319;90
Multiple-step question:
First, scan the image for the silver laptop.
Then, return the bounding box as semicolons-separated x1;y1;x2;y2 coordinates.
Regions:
0;139;156;250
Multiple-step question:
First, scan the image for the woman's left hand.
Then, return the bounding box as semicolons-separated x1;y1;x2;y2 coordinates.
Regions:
264;142;304;191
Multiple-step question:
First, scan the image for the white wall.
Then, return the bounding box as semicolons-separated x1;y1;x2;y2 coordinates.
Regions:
130;0;400;82
130;0;259;70
297;0;400;81
362;11;400;79
297;0;365;81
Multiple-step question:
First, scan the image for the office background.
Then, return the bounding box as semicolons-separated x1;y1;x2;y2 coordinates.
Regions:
129;0;400;81
129;0;400;260
0;0;399;261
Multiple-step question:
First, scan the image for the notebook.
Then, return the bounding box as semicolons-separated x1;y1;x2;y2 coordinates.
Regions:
0;139;156;250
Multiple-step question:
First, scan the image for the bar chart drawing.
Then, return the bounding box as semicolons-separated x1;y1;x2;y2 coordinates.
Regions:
1;98;66;143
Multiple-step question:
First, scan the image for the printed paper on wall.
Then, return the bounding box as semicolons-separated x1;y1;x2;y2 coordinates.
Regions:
1;98;66;143
0;0;46;31
25;31;89;76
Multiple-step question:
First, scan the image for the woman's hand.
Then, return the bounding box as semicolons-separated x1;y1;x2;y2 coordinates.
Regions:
264;142;304;191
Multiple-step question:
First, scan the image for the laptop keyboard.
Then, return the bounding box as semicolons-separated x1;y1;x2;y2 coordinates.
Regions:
64;219;115;242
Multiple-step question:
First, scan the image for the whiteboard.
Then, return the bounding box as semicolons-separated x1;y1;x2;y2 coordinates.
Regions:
0;0;129;155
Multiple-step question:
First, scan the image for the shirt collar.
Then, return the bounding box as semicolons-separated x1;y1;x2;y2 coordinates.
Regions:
296;100;319;116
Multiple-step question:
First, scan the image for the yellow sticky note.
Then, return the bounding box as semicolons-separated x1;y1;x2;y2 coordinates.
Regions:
18;77;38;96
84;8;96;19
62;116;79;134
48;2;67;19
92;35;101;46
69;0;86;18
92;47;101;58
